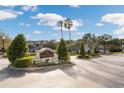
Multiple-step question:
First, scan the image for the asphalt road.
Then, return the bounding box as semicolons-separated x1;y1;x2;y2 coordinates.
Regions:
0;54;124;88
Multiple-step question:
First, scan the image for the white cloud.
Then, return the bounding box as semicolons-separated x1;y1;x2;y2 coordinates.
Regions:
51;33;58;36
19;23;31;26
102;13;124;26
0;5;16;8
26;24;31;26
19;23;24;26
115;35;124;39
71;19;83;30
113;26;124;39
33;30;42;34
32;13;83;31
76;32;84;35
96;23;104;26
114;27;124;35
73;32;84;40
101;13;124;37
32;13;65;27
22;5;37;11
3;9;23;15
70;5;80;8
0;10;23;20
25;35;31;39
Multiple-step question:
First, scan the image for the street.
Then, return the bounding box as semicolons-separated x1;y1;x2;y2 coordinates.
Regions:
0;54;124;88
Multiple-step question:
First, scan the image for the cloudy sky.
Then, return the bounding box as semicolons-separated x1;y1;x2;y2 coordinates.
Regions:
0;5;124;40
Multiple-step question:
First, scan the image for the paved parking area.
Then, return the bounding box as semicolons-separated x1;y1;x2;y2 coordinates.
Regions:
0;54;124;88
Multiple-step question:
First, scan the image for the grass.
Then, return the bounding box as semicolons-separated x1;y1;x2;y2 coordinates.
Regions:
69;52;79;56
111;52;124;54
77;54;101;60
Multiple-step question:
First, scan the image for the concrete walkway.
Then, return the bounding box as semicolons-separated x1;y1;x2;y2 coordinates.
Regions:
0;54;124;88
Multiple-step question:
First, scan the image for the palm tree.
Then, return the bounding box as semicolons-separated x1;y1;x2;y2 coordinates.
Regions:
57;21;64;39
64;19;73;41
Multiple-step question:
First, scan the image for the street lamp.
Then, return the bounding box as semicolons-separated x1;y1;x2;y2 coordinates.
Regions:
2;37;5;56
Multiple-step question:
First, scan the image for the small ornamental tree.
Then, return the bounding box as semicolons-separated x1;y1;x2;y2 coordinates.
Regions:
57;38;69;60
79;41;85;58
7;34;29;63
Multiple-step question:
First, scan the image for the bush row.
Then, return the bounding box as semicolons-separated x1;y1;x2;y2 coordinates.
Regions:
14;56;32;68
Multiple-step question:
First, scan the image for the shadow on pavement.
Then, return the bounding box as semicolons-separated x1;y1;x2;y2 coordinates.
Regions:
90;60;124;77
0;64;73;81
60;63;124;88
0;66;26;81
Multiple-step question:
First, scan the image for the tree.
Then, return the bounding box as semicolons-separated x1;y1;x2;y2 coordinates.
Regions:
0;32;11;51
57;21;64;39
108;38;122;52
57;38;69;60
43;40;58;50
109;45;122;52
98;34;112;54
110;38;121;46
7;34;29;63
66;40;80;53
83;33;95;54
64;19;73;41
79;40;85;58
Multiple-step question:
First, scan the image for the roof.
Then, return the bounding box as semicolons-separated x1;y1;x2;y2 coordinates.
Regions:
37;47;55;53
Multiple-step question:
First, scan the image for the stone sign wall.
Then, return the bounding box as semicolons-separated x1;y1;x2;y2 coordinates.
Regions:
35;48;58;63
40;51;54;58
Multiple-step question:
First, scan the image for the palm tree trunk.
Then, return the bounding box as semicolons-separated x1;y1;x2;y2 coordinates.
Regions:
69;29;71;41
61;28;63;39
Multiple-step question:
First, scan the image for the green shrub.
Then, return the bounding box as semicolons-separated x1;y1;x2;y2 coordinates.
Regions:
7;34;29;64
14;56;32;68
85;54;90;58
35;61;58;67
57;38;69;60
109;45;122;52
34;61;48;67
29;53;35;56
57;60;70;64
69;52;78;56
90;53;97;56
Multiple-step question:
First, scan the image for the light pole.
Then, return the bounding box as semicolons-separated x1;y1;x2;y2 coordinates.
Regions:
2;37;5;56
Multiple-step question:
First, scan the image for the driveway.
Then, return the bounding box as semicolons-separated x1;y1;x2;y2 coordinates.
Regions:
0;54;124;88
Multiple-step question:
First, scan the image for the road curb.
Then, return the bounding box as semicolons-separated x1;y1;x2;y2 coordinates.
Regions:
8;63;75;72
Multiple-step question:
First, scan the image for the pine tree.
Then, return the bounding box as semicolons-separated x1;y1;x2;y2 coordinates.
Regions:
57;38;69;60
79;41;85;58
7;34;29;63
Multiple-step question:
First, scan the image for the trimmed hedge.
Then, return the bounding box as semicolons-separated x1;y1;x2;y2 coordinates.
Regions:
14;56;32;68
